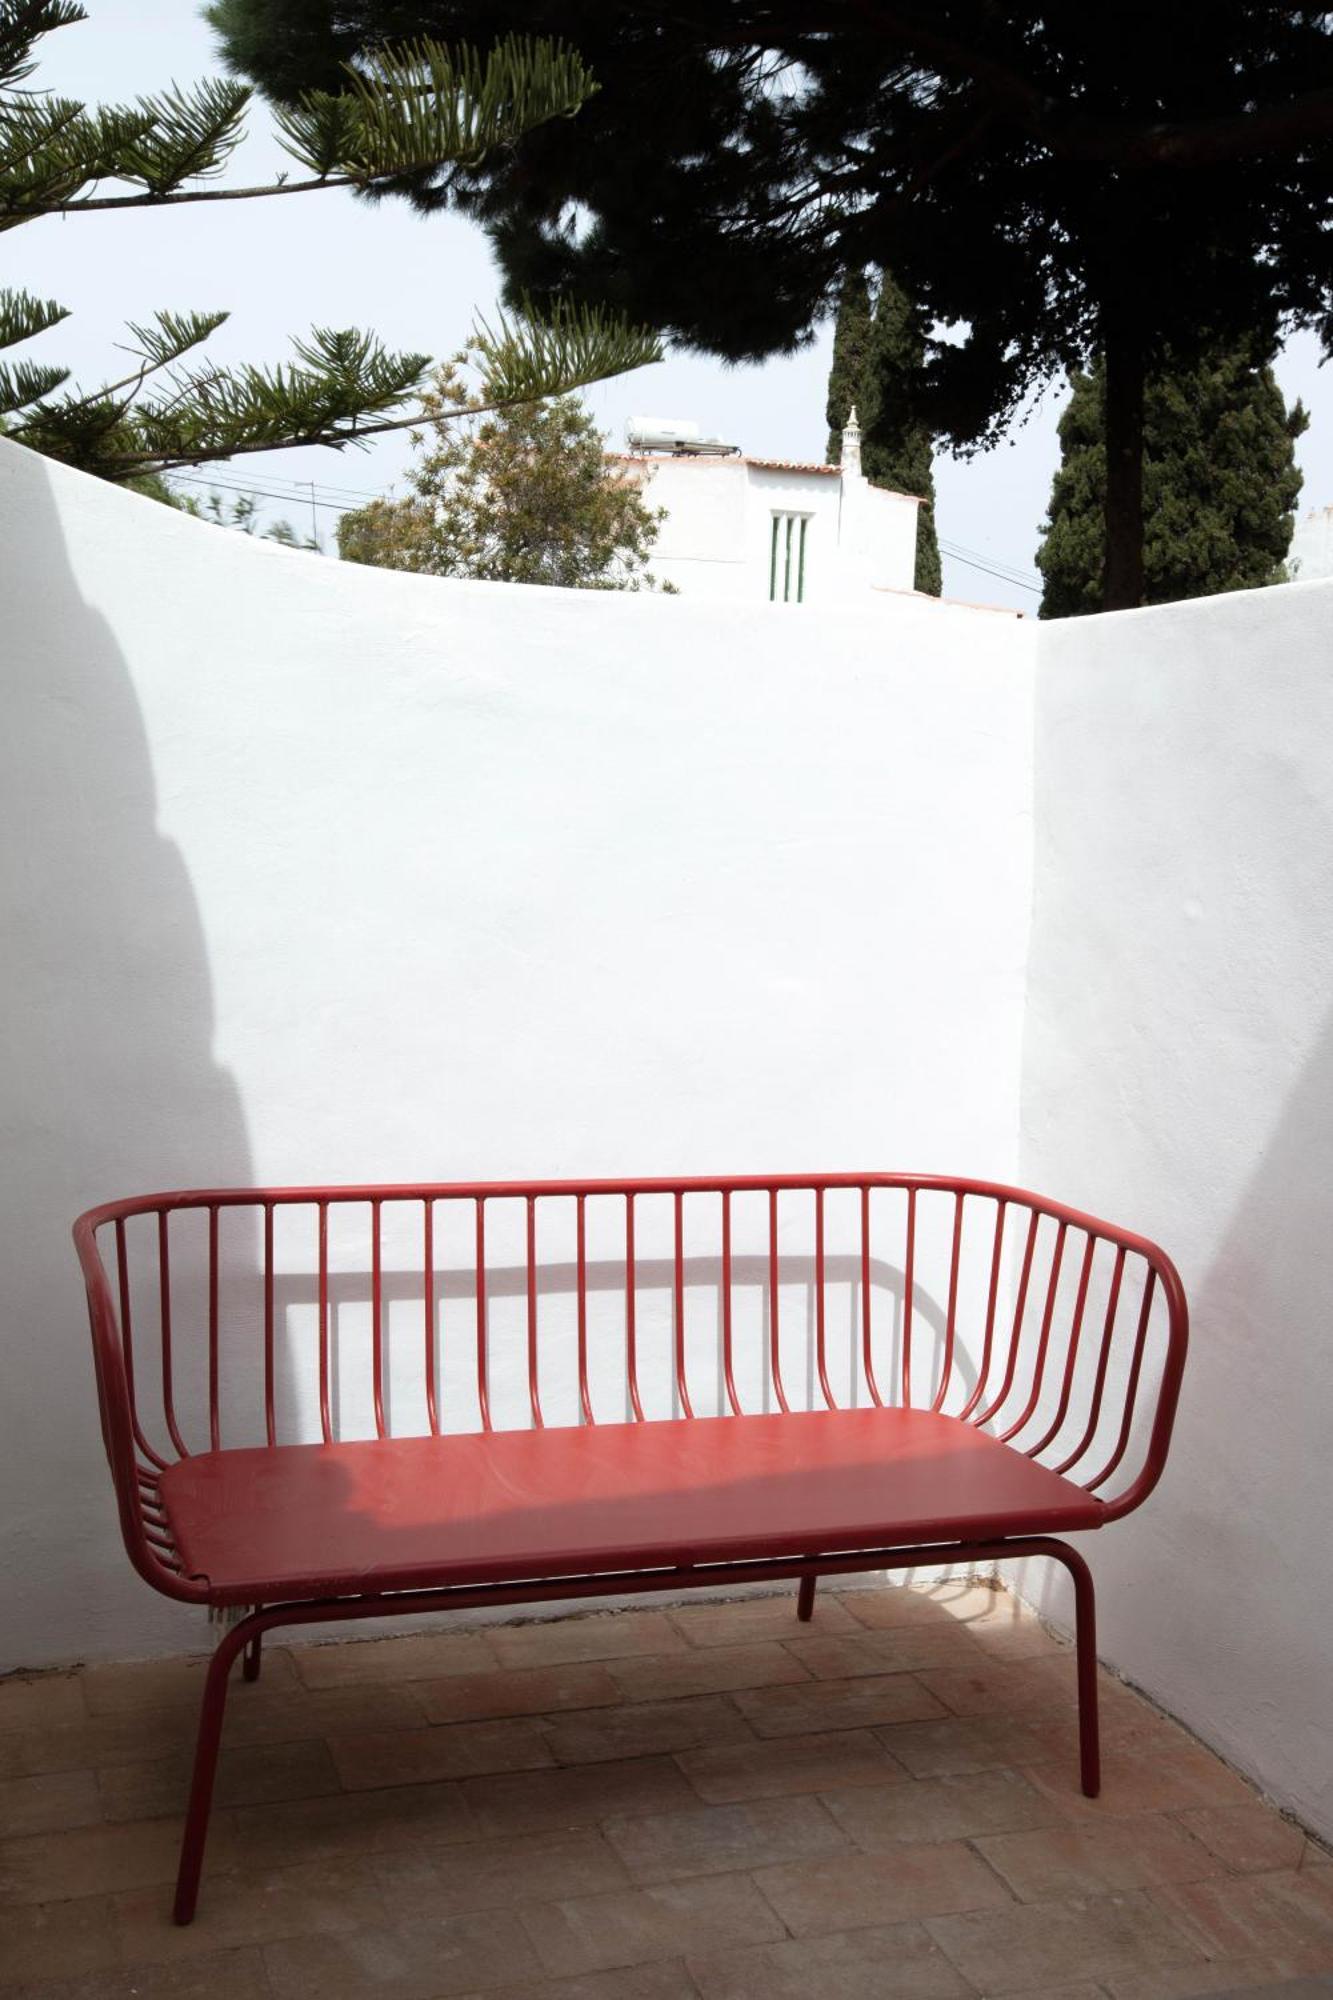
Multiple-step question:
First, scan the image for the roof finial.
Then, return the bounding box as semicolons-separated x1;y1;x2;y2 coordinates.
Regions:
841;404;862;476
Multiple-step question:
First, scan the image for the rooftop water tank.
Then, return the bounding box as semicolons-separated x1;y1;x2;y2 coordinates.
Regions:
626;416;738;456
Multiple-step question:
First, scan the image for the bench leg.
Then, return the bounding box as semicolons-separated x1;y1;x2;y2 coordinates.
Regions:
796;1575;817;1622
1042;1540;1100;1798
174;1610;263;1924
242;1620;263;1683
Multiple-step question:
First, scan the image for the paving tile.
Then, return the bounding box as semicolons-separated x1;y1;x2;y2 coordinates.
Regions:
462;1755;697;1837
291;1629;498;1689
79;1651;297;1716
520;1874;784;1977
841;1584;1004;1631
915;1653;1085;1717
470;1963;699;1999
98;1737;341;1822
541;1695;754;1766
1174;1803;1310;1874
1149;1872;1333;1964
687;1920;973;1998
756;1838;1011;1934
781;1629;985;1681
0;1770;102;1839
1023;1741;1256;1819
679;1729;907;1803
0;1675;86;1735
604;1795;850;1882
261;1908;545;1998
733;1670;945;1736
0;1813;239;1905
977;1812;1224;1899
111;1855;389;1961
667;1593;857;1648
220;1682;432;1749
607;1645;809;1705
1104;1957;1326;1998
231;1780;475;1869
924;1892;1202;1992
0;1712;200;1781
825;1767;1056;1848
877;1699;1177;1780
0;1896;119;1982
372;1827;628;1922
418;1664;621;1726
489;1614;690;1672
4;1943;274;1999
330;1718;555;1789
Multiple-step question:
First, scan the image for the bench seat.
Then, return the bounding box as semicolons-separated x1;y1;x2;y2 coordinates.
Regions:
159;1405;1104;1605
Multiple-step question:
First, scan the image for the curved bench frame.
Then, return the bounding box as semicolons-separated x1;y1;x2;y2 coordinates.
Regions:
74;1175;1187;1923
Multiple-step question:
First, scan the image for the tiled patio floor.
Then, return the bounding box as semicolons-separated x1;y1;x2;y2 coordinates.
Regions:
1;1580;1330;1998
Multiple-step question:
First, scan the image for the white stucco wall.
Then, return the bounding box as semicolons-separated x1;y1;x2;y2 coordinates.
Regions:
0;438;1032;1667
1021;579;1333;1843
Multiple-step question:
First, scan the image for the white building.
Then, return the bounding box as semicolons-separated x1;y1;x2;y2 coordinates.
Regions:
1287;503;1333;582
613;409;922;604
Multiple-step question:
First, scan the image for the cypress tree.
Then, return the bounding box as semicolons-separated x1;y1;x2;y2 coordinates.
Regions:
1038;342;1307;618
826;271;942;596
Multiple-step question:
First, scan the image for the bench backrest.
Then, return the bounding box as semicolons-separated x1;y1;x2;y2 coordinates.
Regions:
74;1174;1187;1601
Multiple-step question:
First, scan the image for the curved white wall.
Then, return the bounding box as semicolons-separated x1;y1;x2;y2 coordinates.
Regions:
0;438;1033;1666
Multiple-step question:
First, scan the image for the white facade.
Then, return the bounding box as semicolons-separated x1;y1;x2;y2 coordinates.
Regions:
1287;501;1333;581
4;434;1333;1844
615;423;922;603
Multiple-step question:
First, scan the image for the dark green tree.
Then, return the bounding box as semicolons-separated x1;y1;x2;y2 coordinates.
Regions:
826;270;941;596
212;1;1333;612
1038;343;1308;618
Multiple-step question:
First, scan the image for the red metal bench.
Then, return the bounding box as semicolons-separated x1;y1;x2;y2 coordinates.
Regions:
75;1174;1187;1922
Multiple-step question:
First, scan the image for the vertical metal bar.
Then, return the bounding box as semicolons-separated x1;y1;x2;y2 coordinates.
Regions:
797;516;807;602
674;1190;694;1417
1028;1232;1097;1459
263;1203;276;1447
625;1193;643;1421
1055;1245;1126;1475
526;1195;543;1427
960;1199;1006;1422
317;1201;332;1445
769;516;778;600
860;1185;883;1406
207;1205;220;1451
768;1188;790;1413
1000;1219;1068;1443
901;1187;917;1408
116;1218;167;1470
475;1197;491;1431
814;1186;834;1408
423;1200;439;1437
976;1205;1041;1427
721;1190;740;1415
932;1192;965;1413
158;1211;188;1459
1086;1267;1159;1493
783;513;794;600
371;1198;386;1439
577;1193;592;1425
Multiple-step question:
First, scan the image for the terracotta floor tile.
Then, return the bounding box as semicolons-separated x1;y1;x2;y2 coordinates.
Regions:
542;1695;754;1767
220;1682;431;1749
667;1593;856;1648
1174;1803;1310;1874
489;1614;689;1672
754;1838;1012;1935
331;1718;555;1790
0;1675;86;1735
291;1629;497;1689
733;1670;945;1737
603;1796;850;1883
924;1891;1202;1992
4;1943;275;1999
781;1629;987;1681
462;1755;697;1837
372;1828;628;1921
79;1652;296;1717
825;1767;1056;1848
607;1645;808;1705
474;1960;700;1999
111;1855;389;1961
977;1812;1224;1900
261;1908;544;1998
1024;1742;1255;1819
687;1920;973;1998
1150;1871;1333;1965
943;1613;1068;1662
679;1730;907;1803
0;1770;102;1839
877;1697;1178;1781
916;1653;1083;1718
98;1738;341;1822
231;1780;475;1869
0;1712;204;1783
521;1874;784;1977
841;1584;1004;1631
0;1812;238;1905
1103;1956;1322;1998
417;1663;621;1726
0;1895;119;1982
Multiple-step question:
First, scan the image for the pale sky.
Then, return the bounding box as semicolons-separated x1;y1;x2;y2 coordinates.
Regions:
19;1;1333;610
